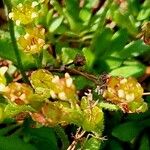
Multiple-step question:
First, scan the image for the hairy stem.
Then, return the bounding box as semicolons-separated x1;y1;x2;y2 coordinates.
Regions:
67;127;86;150
3;0;29;83
48;66;99;85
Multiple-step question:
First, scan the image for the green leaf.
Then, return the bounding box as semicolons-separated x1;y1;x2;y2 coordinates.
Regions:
0;39;16;63
30;69;53;98
82;137;101;150
137;0;150;21
126;111;150;121
100;56;123;71
123;59;144;66
112;122;143;142
79;8;92;24
98;102;119;111
0;135;36;150
117;40;150;59
61;47;79;64
110;65;146;77
106;29;128;57
64;0;84;31
46;10;54;26
112;11;138;35
82;48;95;69
81;98;104;134
74;76;92;90
137;9;150;20
65;0;80;21
93;28;113;57
63;10;83;32
4;104;35;118
127;0;140;16
19;51;36;70
85;0;99;9
49;16;64;32
24;127;58;150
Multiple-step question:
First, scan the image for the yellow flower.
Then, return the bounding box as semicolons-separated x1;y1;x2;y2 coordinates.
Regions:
4;82;33;105
9;2;39;25
18;26;45;54
30;70;78;107
102;76;146;113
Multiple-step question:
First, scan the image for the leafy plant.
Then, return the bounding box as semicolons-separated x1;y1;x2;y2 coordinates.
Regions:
0;0;150;149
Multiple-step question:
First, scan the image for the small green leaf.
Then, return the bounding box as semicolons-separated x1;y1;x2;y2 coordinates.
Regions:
4;104;35;118
64;10;83;32
112;11;138;35
46;9;54;26
61;47;79;64
74;76;92;90
64;0;83;32
118;40;150;59
79;8;92;23
0;39;16;63
82;48;95;68
49;16;64;32
127;0;140;16
82;137;101;150
81;98;104;134
65;0;80;21
93;28;113;56
106;29;128;57
137;9;150;20
98;102;119;111
11;0;25;5
110;65;146;77
30;69;53;97
101;56;123;71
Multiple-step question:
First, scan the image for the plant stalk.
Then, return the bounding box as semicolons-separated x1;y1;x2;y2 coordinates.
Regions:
3;0;29;83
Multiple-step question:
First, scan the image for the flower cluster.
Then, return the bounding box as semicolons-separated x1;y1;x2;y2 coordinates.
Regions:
9;1;47;54
28;69;103;133
25;69;103;134
30;69;78;106
102;76;147;113
4;82;33;105
0;67;148;135
18;26;46;54
9;2;39;25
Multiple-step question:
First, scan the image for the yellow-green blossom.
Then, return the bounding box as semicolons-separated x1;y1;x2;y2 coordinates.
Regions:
18;26;45;54
4;82;33;105
9;2;39;25
103;76;147;113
